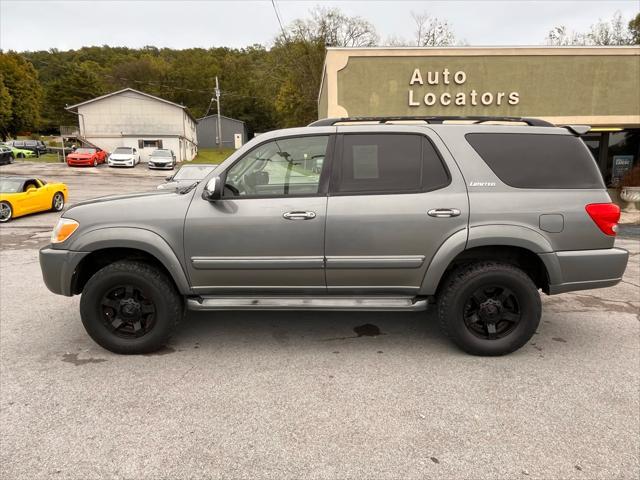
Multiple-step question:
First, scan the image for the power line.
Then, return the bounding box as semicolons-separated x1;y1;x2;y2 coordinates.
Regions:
271;0;288;41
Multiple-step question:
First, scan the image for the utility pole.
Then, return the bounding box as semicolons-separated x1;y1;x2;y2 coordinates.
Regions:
215;76;222;149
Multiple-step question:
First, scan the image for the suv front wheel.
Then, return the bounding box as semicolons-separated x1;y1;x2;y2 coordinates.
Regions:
80;261;183;354
437;262;541;356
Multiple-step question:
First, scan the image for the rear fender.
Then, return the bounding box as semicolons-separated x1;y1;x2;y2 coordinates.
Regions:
419;224;555;295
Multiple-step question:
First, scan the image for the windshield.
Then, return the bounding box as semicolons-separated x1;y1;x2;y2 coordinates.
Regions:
0;178;24;193
113;147;133;154
151;150;172;157
75;148;96;154
173;165;216;181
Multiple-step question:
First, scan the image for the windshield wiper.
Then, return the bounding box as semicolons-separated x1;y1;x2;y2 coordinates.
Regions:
178;181;200;194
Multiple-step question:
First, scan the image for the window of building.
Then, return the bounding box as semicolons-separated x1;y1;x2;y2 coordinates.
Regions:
138;139;163;149
466;133;604;189
335;134;449;194
225;136;329;197
606;130;640;186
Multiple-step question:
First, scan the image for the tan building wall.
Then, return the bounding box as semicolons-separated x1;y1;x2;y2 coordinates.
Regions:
318;47;640;126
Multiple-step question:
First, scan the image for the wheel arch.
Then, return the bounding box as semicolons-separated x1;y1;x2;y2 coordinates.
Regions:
420;225;554;295
68;227;191;295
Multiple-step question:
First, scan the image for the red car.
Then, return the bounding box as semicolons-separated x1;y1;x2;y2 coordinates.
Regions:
66;147;107;167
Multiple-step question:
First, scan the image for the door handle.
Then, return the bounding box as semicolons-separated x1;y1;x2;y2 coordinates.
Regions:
428;208;461;218
283;211;317;220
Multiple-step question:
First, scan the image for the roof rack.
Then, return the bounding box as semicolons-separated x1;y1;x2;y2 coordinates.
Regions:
308;116;555;127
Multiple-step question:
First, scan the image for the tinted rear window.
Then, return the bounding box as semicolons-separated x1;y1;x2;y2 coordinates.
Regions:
466;133;605;189
335;134;449;194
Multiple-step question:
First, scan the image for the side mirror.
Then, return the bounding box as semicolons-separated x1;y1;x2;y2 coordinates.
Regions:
202;176;222;201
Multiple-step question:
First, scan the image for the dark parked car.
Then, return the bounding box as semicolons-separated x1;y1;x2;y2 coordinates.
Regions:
0;145;14;165
11;140;47;156
157;164;217;190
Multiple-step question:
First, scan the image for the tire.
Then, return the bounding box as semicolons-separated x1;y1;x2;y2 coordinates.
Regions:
51;192;65;212
437;262;541;356
93;158;98;167
0;201;12;222
80;261;182;354
17;152;24;159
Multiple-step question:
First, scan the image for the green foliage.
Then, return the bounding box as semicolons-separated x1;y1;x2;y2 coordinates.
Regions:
0;73;12;136
9;7;380;135
0;52;43;139
191;148;235;164
630;13;640;44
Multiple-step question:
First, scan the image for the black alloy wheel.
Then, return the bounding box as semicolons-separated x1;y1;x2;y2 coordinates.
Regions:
100;284;157;339
463;285;521;340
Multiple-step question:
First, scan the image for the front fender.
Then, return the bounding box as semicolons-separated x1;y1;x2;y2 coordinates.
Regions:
65;226;192;294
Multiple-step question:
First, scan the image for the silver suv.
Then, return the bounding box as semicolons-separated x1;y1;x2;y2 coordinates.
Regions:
39;116;629;356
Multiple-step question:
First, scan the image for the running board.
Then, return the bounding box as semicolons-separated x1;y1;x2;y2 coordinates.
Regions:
187;296;428;312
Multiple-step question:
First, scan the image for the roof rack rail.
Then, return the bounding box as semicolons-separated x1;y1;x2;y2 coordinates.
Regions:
308;116;555;127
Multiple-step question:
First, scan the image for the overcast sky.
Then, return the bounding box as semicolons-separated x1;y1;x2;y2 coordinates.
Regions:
1;0;638;51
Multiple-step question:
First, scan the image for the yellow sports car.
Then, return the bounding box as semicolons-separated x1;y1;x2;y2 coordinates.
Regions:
0;176;68;222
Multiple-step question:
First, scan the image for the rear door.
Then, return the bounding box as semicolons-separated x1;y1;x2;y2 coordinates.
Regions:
325;126;468;294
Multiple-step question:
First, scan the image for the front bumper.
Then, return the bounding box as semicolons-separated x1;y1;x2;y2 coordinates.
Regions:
540;247;629;295
148;162;173;170
39;246;89;296
108;159;135;167
67;159;92;166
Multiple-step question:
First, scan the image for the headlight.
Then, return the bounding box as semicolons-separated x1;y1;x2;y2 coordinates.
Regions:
51;218;79;244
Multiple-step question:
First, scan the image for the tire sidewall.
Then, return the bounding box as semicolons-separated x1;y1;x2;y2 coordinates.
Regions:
442;267;541;356
52;192;64;211
80;266;178;354
0;201;12;222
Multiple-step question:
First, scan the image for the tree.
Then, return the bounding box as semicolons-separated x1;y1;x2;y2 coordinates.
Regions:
288;7;379;47
411;11;456;46
41;61;107;129
0;74;12;139
384;11;456;46
546;11;636;46
0;52;42;139
630;13;640;44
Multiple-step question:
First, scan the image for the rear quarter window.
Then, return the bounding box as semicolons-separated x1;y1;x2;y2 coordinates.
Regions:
466;133;605;189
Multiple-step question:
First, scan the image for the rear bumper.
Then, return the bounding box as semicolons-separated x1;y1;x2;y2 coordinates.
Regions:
39;246;89;296
540;247;629;295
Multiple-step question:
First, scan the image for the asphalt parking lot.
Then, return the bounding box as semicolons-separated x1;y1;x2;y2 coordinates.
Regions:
1;162;639;479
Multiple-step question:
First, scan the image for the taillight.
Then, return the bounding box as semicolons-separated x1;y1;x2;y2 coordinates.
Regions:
585;203;620;236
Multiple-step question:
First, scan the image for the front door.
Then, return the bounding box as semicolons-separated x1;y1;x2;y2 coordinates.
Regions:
325;128;468;294
184;134;334;294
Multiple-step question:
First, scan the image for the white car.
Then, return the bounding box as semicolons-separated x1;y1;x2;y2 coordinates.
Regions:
107;147;140;168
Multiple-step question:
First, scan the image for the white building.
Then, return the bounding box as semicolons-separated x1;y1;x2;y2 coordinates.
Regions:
66;88;198;162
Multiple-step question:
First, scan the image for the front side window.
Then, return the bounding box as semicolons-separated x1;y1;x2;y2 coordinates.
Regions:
335;134;449;194
225;136;329;197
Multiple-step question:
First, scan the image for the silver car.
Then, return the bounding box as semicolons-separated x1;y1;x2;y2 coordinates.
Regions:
39;116;629;356
148;149;176;170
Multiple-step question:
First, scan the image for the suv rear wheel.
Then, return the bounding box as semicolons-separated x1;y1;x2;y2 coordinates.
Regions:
437;262;541;356
80;261;182;354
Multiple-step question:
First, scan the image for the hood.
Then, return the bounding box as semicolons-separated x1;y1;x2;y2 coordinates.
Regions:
68;153;92;159
157;180;198;190
70;190;173;209
110;153;135;160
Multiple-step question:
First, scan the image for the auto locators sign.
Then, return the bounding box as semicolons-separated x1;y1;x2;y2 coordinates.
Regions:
407;68;520;108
